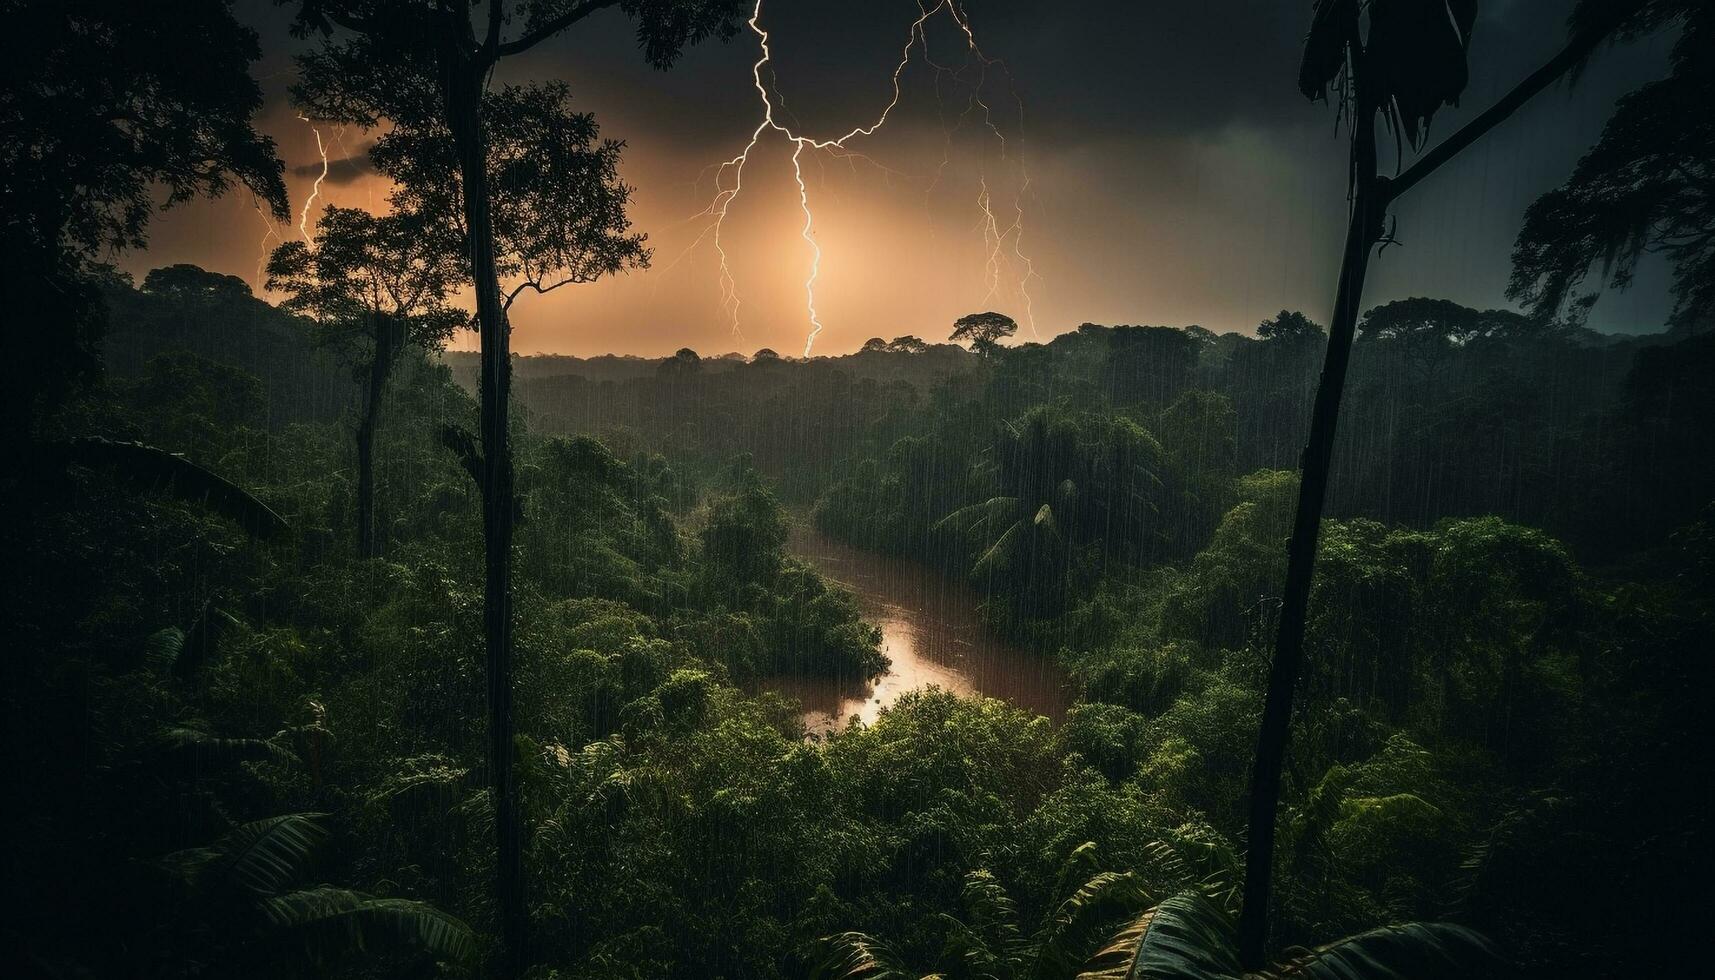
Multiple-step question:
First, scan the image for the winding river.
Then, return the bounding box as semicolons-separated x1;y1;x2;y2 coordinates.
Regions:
765;527;1070;732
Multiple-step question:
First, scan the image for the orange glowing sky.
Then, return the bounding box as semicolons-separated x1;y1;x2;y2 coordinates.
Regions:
125;0;1679;357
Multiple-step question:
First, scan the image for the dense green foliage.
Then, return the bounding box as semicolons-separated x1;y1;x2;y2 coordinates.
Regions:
4;274;1709;977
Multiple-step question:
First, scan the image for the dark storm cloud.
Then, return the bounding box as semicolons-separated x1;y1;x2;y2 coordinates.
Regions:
242;1;1667;158
504;0;1312;148
290;149;377;184
171;0;1678;350
479;0;1669;158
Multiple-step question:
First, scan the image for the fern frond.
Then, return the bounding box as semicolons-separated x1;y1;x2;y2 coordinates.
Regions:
213;812;329;896
144;627;186;673
258;886;478;967
154;727;300;773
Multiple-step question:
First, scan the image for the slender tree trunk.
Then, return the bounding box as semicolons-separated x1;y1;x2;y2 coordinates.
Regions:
443;47;526;976
1238;77;1382;968
1235;9;1638;967
355;402;377;558
355;319;399;560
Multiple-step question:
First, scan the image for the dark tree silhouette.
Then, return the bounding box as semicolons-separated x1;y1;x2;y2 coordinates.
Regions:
659;346;704;378
1256;310;1325;347
752;347;782;361
1509;2;1713;335
888;335;929;354
282;3;743;971
1239;0;1674;966
0;0;287;434
142;264;260;306
951;310;1018;354
1358;297;1534;388
266;207;465;558
860;336;889;353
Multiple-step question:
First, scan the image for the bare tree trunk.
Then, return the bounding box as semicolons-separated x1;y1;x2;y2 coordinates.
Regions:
1238;77;1381;968
354;318;400;560
443;47;526;977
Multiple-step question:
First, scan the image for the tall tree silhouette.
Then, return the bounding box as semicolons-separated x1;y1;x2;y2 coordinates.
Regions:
952;310;1018;354
1239;0;1685;966
267;206;465;557
1509;2;1713;336
0;0;286;435
282;2;743;972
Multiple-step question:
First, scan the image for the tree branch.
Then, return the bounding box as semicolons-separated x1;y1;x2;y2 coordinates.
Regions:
485;0;505;53
439;423;485;489
438;424;526;522
501;274;593;311
493;0;622;59
1385;3;1640;206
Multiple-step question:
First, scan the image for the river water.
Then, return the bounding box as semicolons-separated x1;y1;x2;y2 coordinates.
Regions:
765;527;1070;732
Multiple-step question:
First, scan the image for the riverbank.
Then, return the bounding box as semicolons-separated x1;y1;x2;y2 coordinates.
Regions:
763;526;1070;732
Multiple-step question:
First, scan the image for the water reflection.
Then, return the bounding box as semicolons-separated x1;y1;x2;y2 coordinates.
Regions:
765;528;1070;732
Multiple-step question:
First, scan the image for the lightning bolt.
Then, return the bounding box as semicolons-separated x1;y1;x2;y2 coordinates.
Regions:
253;199;285;290
297;114;330;244
695;0;1040;356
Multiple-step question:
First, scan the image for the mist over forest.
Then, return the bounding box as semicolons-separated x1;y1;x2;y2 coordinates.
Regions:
4;1;1711;979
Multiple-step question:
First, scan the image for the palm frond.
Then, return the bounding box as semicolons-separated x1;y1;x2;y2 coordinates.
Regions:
1299;0;1358;101
154;727;301;773
144;627;186;673
178;601;238;679
971;516;1030;581
1053;842;1106;903
1035;871;1151;980
258;886;478;967
1031;502;1061;538
960;871;1022;967
1076;903;1156;980
1260;921;1502;979
1077;890;1500;980
1076;891;1241;980
31;437;288;538
811;931;936;980
1143;839;1194;891
935;495;1021;537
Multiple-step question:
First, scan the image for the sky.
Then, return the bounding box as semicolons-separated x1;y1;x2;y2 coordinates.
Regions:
128;0;1680;357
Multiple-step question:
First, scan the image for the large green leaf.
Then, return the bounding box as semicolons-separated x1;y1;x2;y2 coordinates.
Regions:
1076;892;1239;979
258;886;478;967
30;437;288;538
211;812;329;896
